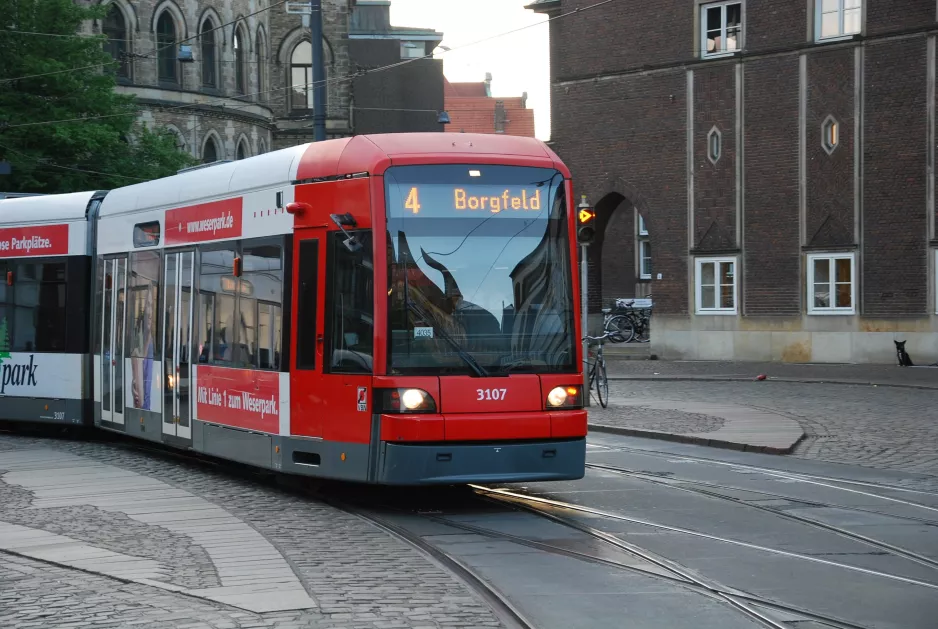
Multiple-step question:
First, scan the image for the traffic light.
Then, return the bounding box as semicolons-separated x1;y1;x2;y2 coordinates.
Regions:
577;196;596;244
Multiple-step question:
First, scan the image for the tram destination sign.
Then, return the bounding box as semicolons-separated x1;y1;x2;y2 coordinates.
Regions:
398;185;545;217
0;224;69;258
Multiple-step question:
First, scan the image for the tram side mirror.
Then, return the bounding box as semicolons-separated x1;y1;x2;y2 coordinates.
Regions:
342;236;363;253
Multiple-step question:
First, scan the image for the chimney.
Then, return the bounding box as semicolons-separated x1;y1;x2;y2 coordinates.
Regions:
494;100;506;133
484;72;492;97
522;91;528;109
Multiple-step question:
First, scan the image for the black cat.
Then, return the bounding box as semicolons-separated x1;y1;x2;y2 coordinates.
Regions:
895;340;914;367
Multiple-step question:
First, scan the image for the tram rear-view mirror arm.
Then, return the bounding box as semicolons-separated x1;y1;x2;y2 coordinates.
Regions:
330;213;363;252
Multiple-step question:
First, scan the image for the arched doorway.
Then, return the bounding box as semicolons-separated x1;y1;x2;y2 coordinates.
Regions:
587;192;651;313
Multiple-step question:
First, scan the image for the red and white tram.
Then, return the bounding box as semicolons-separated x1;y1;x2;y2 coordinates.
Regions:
0;191;104;425
4;133;587;484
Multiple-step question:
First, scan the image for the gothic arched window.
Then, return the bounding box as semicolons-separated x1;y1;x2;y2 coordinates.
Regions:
103;5;129;79
234;27;246;94
200;20;216;87
290;41;313;111
202;137;218;164
156;12;177;83
256;30;266;101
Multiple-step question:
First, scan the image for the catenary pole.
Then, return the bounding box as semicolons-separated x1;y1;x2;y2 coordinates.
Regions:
310;0;326;142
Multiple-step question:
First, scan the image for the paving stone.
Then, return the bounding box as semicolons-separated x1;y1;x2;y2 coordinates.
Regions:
601;378;938;490
0;436;506;629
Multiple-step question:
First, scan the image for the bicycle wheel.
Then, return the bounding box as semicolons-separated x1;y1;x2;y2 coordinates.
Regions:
596;357;608;408
634;314;650;343
605;314;634;343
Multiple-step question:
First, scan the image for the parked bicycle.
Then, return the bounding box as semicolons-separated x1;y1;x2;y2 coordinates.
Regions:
602;295;652;343
583;331;613;408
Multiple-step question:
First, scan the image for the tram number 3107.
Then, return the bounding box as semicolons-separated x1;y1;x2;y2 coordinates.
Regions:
477;388;509;401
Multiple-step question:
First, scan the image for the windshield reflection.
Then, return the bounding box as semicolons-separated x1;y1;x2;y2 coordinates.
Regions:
386;165;575;375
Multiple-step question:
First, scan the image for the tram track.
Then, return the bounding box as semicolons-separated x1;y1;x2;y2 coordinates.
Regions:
469;485;938;591
447;487;873;629
585;462;938;527
90;437;881;628
586;462;938;571
8;433;933;628
589;443;938;499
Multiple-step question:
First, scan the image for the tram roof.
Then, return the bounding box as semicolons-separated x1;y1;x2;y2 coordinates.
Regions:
98;133;567;217
0;190;98;226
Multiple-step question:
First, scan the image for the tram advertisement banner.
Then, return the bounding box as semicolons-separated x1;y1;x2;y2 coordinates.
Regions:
0;352;83;399
164;198;243;245
0;224;69;258
195;365;280;434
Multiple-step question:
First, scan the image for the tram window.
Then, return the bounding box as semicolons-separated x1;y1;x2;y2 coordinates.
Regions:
198;291;214;363
296;239;318;370
129;252;160;410
199;247;236;365
240;241;283;370
0;261;68;352
327;231;374;374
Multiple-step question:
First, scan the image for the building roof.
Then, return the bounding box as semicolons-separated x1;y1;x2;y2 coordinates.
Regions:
443;75;535;137
349;0;443;41
445;81;489;98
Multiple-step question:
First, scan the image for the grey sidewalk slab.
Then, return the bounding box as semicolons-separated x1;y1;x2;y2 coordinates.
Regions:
590;398;805;454
0;450;318;614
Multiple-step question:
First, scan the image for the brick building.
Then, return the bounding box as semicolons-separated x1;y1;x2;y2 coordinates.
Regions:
530;0;938;364
444;74;536;136
83;0;443;161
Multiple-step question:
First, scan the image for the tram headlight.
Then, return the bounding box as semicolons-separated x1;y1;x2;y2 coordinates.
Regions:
401;389;427;410
546;386;581;408
378;388;437;413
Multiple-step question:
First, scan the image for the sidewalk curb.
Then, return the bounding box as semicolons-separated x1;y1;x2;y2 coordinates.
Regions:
588;422;804;455
606;375;938;390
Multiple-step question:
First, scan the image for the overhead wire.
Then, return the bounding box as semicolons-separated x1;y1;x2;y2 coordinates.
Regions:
3;0;619;131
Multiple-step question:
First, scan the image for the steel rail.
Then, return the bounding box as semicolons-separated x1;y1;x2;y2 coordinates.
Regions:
585;462;938;526
469;485;938;591
591;444;938;499
467;487;868;629
414;510;872;629
587;462;938;571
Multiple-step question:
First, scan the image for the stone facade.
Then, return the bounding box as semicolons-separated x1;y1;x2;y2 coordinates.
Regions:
82;0;357;160
531;0;938;365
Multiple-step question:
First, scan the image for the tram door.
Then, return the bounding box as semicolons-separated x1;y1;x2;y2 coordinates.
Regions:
100;258;127;426
162;251;194;440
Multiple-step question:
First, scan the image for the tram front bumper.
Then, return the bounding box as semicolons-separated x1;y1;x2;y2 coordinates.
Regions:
377;437;586;485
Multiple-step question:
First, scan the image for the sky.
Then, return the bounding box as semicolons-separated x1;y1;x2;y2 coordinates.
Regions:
387;0;552;140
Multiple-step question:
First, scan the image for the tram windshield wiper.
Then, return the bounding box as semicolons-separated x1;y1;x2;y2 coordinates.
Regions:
400;255;489;378
402;295;490;378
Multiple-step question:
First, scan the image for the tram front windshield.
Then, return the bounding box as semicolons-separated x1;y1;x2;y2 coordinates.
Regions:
385;164;576;376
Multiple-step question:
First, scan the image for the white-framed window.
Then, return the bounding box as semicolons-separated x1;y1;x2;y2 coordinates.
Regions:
807;252;856;314
639;241;652;279
701;1;742;58
638;214;648;236
816;0;861;41
695;257;737;314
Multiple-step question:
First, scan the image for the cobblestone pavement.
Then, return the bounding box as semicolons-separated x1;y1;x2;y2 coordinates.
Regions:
0;435;503;629
604;379;938;485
